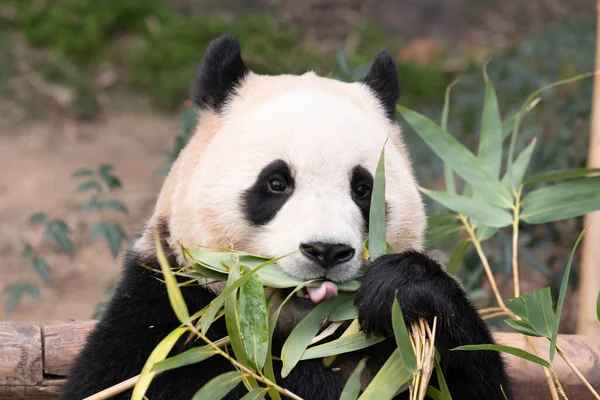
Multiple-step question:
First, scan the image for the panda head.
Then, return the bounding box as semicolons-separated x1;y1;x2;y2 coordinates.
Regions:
136;35;426;316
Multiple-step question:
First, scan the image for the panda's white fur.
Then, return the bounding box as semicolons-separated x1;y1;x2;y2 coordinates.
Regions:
61;35;511;400
136;71;425;285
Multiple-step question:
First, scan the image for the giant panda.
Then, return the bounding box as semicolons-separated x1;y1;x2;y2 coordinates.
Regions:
60;35;512;400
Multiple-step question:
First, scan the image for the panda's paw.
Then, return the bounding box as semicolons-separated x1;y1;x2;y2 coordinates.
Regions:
354;250;449;336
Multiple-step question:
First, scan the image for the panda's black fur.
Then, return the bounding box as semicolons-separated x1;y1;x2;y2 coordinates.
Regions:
60;35;512;400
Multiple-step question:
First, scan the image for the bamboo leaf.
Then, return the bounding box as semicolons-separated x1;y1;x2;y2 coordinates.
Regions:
240;388;266;400
368;144;387;261
504;319;542;337
521;177;600;224
421;189;512;228
340;358;367;400
72;168;94;177
33;259;51;284
281;293;352;377
152;344;219;372
597;291;600;322
434;351;452;400
446;239;471;276
191;371;243;400
238;272;269;369
479;65;503;178
524;168;600;185
507;288;556;338
550;229;586;362
154;230;189;324
131;327;187;400
398;105;512;208
77;180;102;193
224;258;249;368
502;138;537;191
452;344;551;368
358;349;411;399
30;213;48;224
476;225;498;242
300;331;386;360
441;79;459;194
328;296;358;321
392;296;417;373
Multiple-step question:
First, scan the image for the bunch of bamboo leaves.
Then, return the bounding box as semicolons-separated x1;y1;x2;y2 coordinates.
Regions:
399;66;600;399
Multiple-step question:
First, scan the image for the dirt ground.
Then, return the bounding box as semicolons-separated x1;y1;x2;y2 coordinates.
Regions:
0;111;177;321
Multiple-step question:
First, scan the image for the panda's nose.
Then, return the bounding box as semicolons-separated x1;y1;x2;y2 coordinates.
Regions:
299;242;356;269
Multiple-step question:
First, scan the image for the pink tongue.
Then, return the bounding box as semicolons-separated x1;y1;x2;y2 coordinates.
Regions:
307;281;339;303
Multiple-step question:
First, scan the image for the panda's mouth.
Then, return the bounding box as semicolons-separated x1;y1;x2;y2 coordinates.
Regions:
283;281;339;304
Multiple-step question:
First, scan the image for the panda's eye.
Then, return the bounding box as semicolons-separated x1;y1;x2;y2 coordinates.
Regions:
353;184;371;198
268;177;287;193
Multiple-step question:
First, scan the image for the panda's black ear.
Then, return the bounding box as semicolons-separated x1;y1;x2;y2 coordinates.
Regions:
362;50;399;120
193;34;250;112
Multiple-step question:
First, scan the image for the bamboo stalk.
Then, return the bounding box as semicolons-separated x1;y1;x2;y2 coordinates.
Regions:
578;0;600;335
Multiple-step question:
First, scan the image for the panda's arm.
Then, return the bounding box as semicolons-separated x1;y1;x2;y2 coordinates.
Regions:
59;250;248;400
355;251;512;400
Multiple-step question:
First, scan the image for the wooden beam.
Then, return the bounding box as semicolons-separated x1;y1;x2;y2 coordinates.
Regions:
1;321;600;399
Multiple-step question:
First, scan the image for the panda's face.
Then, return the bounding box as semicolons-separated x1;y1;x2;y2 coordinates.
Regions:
181;76;425;291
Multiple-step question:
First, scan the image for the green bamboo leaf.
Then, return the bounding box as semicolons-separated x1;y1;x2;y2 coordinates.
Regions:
425;214;462;247
521;177;600;224
300;331;386;360
397;105;512;208
131;327;187;400
502;138;537;191
368;145;387;261
224;258;249;369
441;79;459;194
421;189;512;228
21;246;35;259
427;387;443;400
152;345;218;372
240;388;266;400
80;198;101;213
199;295;226;334
29;213;48;224
47;221;73;255
476;225;498;242
507;288;556;338
550;229;586;362
446;240;471;276
72;168;94;177
89;223;105;242
33;259;51;284
4;283;39;314
504;319;542;337
103;223;127;258
101;200;128;214
238;272;269;369
524;168;600;185
392;296;417;373
478;65;503;178
328;296;358;321
340;358;367;400
281;293;352;377
358;349;411;399
452;344;551;368
434;351;452;400
191;371;243;400
597;291;600;322
154;230;189;324
77;180;102;193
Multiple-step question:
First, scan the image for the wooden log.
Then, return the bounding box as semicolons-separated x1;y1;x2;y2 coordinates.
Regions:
1;321;600;399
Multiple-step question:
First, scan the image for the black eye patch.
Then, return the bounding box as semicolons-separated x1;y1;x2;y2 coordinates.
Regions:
350;165;374;225
242;159;294;226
